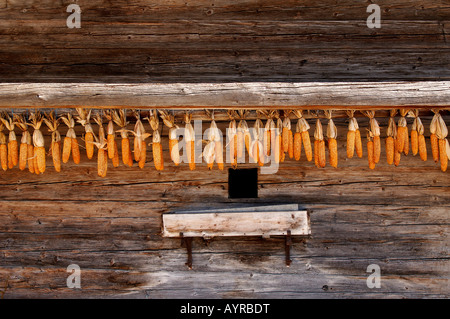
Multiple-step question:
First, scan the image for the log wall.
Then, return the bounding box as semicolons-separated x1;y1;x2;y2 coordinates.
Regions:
0;115;448;298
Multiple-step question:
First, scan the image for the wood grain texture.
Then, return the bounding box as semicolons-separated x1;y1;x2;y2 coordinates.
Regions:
0;0;449;84
0;116;448;298
1;82;450;108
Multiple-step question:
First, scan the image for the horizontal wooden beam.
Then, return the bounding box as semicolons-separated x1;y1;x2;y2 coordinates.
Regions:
162;210;311;238
0;82;449;109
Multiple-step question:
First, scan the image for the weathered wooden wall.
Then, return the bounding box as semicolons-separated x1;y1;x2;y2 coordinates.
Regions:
0;115;448;298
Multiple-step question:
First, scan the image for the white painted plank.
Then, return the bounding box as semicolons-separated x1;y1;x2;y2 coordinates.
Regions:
162;210;310;238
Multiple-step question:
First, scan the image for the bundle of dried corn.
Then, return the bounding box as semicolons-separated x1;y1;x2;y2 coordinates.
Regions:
430;110;441;163
147;110;164;171
236;110;251;160
184;112;196;170
346;110;362;158
1;113;18;169
0;118;7;171
431;110;449;172
250;116;264;166
132;111;151;169
93;114;108;177
292;110;312;162
325;110;338;168
104;111;118;165
385;110;398;166
43;112;62;172
75;108;95;160
410;109;427;161
113;109;133;167
159;110;180;166
61;113;80;165
203;110;219;170
227;110;238;169
28;112;46;174
313;114;326;168
14;114;33;172
364;111;381;164
257;110;276;158
397;109;410;156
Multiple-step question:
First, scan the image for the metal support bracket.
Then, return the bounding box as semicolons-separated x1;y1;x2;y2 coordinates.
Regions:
180;232;193;269
285;230;292;267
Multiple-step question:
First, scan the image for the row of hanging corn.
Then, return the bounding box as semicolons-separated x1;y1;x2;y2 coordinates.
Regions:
0;109;448;177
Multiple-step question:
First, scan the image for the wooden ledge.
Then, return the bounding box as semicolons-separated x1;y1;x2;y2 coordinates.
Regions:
0;81;449;109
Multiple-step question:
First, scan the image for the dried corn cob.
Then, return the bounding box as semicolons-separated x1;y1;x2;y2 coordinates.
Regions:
0;118;7;171
28;112;46;174
184;113;196;170
346;110;361;159
61;113;80;164
75;108;95;160
236;110;250;159
159;110;181;166
112;109;133;167
386;110;397;165
147;110;164;171
397;109;410;156
282;110;292;154
93;114;108;177
434;111;449;172
227;110;238;169
105;110;116;160
430;111;440;163
257;110;276;158
314;116;326;168
43;112;62;172
1;114;18;169
325;110;338;168
274;115;283;164
206;110;224;170
367;133;376;170
14;114;33;171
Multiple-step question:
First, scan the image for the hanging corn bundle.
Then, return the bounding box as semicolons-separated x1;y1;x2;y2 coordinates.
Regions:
104;111;117;161
432;110;449;172
257;110;276;158
28;112;46;174
43;112;62;172
61;113;80;164
0;117;8;171
346;110;362;158
397;109;410;156
227;110;238;169
92;114;108;177
236;110;251;160
14;114;33;172
113;109;133;167
131;111;151;169
282;110;293;159
292;110;312;162
313;115;326;168
159;110;181;166
363;111;381;164
1;113;18;169
250;117;264;166
184;112;196;170
75;108;95;160
410;109;427;161
385;110;397;166
325;110;338;168
147;110;164;171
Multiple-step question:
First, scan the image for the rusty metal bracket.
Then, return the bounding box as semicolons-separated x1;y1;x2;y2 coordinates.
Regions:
285;230;292;267
180;232;193;269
